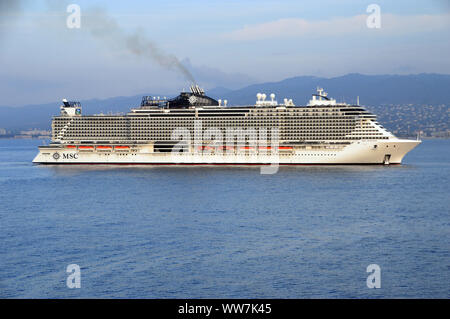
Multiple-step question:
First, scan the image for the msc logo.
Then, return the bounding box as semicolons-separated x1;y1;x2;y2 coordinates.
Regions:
52;152;60;160
63;153;79;160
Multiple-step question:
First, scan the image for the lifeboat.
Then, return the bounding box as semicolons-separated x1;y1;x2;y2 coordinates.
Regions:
97;145;112;150
258;146;272;150
66;145;77;149
279;146;293;150
218;146;234;151
197;146;212;151
78;145;94;149
114;145;130;150
240;146;254;150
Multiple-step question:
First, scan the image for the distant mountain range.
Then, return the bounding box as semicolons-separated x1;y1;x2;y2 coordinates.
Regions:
207;73;450;107
1;73;449;131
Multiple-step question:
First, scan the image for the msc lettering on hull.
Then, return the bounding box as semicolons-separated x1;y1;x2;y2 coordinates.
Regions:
63;153;79;160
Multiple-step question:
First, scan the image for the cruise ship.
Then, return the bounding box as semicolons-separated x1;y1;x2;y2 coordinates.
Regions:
33;86;420;165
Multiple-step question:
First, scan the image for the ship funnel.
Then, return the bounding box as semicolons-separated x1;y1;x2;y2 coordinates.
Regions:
189;84;205;95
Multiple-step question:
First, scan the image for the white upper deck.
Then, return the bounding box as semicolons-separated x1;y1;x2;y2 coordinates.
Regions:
307;87;337;106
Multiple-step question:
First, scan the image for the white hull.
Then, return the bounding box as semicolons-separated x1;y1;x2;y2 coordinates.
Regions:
33;139;420;165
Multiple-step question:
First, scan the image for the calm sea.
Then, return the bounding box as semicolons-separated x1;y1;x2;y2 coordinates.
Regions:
0;139;448;298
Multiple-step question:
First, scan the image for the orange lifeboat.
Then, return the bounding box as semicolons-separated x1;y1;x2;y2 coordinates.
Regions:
279;146;293;150
66;145;77;149
218;146;234;151
114;146;130;150
78;145;94;149
97;145;112;150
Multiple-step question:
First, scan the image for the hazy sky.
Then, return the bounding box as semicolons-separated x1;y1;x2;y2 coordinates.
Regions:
0;0;449;106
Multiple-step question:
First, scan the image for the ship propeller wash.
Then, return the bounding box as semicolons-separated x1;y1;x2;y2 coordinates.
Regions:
33;86;420;165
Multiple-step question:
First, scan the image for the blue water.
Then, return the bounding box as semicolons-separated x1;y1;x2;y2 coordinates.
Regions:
0;139;449;298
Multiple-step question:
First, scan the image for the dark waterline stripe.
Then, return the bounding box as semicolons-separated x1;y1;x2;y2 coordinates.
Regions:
35;162;401;166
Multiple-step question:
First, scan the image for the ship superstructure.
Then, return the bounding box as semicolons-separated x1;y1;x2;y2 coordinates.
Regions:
33;86;420;165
